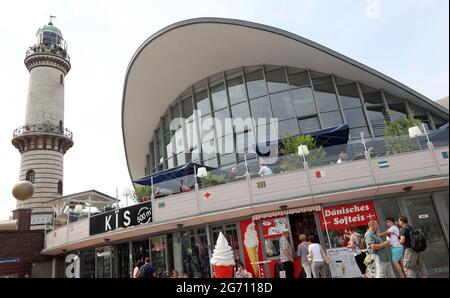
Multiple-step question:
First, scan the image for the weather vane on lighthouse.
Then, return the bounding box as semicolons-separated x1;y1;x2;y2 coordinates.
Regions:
48;14;56;24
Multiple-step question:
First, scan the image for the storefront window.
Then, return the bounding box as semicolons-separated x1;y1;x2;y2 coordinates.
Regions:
150;236;168;277
132;239;149;267
96;246;113;278
289;212;319;251
211;224;241;263
79;249;95;278
175;228;209;278
115;243;130;278
259;217;290;259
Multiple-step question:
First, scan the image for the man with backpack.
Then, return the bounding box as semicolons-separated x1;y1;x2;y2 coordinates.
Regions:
139;257;156;278
399;216;428;278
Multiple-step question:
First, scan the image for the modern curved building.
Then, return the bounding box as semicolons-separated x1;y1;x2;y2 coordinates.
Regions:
43;18;448;278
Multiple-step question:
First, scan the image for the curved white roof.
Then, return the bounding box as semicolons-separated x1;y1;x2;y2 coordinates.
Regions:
122;18;448;184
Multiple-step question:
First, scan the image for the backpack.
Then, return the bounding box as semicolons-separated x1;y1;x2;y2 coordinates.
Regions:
409;227;427;252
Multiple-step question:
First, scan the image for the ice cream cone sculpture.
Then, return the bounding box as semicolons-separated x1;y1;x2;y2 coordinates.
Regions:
244;223;259;277
210;232;235;278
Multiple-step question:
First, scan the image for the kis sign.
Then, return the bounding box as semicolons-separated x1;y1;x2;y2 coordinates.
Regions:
89;201;152;235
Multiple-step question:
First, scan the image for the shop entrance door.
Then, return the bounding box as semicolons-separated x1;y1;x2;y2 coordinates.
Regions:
95;246;113;278
149;236;169;277
401;196;449;276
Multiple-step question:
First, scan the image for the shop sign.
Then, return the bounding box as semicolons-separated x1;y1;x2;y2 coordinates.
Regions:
319;201;377;230
442;152;449;159
378;160;389;169
261;216;289;239
239;220;264;278
0;258;19;265
30;213;53;226
89;201;152;235
203;191;212;199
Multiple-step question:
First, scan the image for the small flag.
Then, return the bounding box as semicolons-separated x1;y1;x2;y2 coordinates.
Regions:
203;191;212;199
378;160;389;169
256;181;267;189
442;152;449;159
315;171;325;178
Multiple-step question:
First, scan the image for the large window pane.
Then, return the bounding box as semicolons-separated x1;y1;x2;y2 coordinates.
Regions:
298;117;320;133
367;108;388;137
195;89;211;116
432;115;447;129
343;107;367;128
217;134;234;154
288;71;310;89
210;82;228;111
385;93;407;121
321;111;343;128
236;132;256;154
314;83;340;113
291;87;316;117
214;108;232;137
182;96;194;121
350;127;370;140
265;67;288;94
202;140;216;160
250;96;272;122
270;91;295;120
337;83;362;109
245;68;267;99
227;76;247;105
278;119;299;137
220;153;236;166
231;102;251;121
171;104;181;120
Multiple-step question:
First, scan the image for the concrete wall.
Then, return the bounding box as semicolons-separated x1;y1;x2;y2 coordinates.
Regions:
25;66;65;127
17;150;63;213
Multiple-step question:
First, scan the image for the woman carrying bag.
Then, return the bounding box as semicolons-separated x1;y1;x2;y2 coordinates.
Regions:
307;238;331;278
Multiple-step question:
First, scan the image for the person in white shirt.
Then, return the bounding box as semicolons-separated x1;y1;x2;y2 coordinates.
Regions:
381;217;406;278
336;152;347;164
258;164;273;177
307;239;328;278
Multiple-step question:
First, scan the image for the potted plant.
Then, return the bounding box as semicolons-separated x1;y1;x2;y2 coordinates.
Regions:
132;185;152;203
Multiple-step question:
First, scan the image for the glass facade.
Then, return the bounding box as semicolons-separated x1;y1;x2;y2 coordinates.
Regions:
145;65;448;174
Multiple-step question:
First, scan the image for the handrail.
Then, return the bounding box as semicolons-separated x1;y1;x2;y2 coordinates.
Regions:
13;124;73;139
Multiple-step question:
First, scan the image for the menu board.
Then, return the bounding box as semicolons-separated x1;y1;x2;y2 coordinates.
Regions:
326;248;362;278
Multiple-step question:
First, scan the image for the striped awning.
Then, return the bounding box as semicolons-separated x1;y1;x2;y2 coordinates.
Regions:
252;205;322;221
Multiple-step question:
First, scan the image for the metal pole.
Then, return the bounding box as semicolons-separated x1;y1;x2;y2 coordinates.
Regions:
151;176;155;200
320;205;332;250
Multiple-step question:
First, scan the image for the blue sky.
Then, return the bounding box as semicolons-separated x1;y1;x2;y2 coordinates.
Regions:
0;0;448;220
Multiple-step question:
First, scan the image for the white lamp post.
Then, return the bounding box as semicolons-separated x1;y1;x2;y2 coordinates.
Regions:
298;144;310;163
122;188;132;207
197;167;208;178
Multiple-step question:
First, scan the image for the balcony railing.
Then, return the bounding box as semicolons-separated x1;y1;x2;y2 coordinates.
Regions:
26;44;70;62
44;133;449;247
13;124;73;139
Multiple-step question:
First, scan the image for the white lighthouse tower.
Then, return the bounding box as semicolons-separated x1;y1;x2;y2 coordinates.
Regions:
11;18;73;227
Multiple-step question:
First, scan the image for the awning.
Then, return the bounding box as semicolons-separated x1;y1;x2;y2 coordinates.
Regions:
134;162;217;185
252;205;322;221
256;124;350;156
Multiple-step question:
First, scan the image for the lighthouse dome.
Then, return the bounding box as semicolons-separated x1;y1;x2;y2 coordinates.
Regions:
36;21;67;50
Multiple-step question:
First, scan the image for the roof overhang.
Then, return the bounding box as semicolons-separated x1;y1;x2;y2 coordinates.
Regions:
122;17;449;185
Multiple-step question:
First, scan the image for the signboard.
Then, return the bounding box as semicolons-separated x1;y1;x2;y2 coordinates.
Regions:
239;220;264;278
89;201;152;235
30;213;53;226
319;201;377;230
261;216;289;239
326;248;362;278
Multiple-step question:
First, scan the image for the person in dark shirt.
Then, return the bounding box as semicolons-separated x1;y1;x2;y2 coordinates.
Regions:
399;216;427;278
139;257;156;278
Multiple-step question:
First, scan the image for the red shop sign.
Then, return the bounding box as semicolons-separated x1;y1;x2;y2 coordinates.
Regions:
319;201;377;230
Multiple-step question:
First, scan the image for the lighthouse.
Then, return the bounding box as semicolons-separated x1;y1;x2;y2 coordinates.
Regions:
11;18;73;228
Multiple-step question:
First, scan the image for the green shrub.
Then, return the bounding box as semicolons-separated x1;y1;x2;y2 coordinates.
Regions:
384;116;422;154
280;134;325;171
